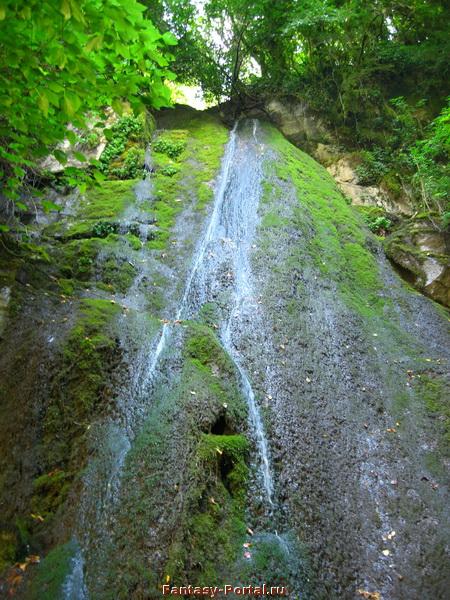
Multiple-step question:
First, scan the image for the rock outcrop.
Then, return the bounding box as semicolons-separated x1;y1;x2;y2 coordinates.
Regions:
385;219;450;307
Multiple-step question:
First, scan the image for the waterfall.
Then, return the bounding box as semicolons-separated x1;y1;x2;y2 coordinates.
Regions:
64;119;274;598
179;118;274;503
144;118;274;500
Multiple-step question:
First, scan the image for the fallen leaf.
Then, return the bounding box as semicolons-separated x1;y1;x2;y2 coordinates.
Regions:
357;591;381;600
305;377;311;383
243;542;251;548
382;549;390;556
30;513;45;522
190;390;196;395
244;551;251;559
215;447;223;455
223;403;228;409
247;527;254;536
386;428;397;433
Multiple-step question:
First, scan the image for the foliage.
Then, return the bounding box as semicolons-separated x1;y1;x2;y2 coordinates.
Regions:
410;99;450;227
0;0;176;201
149;1;449;228
367;215;392;236
152;137;186;159
99;114;146;175
92;221;119;238
355;149;390;186
160;164;178;177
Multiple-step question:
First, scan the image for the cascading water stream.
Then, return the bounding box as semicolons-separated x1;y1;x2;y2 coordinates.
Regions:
140;120;274;505
66;119;277;598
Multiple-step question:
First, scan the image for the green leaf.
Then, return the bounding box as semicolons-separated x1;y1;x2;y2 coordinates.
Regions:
66;130;77;144
53;149;67;165
16;202;28;211
111;98;124;115
60;0;71;20
0;224;10;232
0;7;5;20
73;151;87;162
162;32;177;46
69;0;85;23
63;92;81;117
93;169;106;183
86;34;103;52
38;92;49;116
41;200;62;213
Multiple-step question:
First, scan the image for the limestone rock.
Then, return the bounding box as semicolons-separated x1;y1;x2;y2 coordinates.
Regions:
385;220;449;307
327;157;412;215
264;98;329;150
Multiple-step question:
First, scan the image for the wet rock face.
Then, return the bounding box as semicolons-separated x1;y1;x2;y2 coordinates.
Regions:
251;124;449;599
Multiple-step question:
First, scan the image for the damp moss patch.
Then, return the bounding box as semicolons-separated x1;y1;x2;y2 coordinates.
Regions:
147;112;228;250
25;540;78;600
264;124;388;318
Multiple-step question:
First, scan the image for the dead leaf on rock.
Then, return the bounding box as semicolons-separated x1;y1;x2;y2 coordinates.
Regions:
357;591;381;600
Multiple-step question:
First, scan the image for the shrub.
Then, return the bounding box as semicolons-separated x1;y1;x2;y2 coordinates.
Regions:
367;215;392;235
160;165;178;177
152;137;185;159
99;115;144;174
110;146;145;179
92;221;119;238
355;148;390;185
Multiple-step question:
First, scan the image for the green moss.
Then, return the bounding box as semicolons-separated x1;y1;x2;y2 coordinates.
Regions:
57;278;75;296
146;114;228;250
124;233;142;251
417;374;449;452
100;257;136;294
261;211;289;228
58;238;101;280
0;530;17;572
166;433;249;586
58;236;137;294
26;541;77;600
82;180;137;219
31;470;71;521
98;319;248;597
185;322;235;376
265;125;387;318
41;298;121;512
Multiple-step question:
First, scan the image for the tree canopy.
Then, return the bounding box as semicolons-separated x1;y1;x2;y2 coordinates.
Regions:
0;0;176;200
